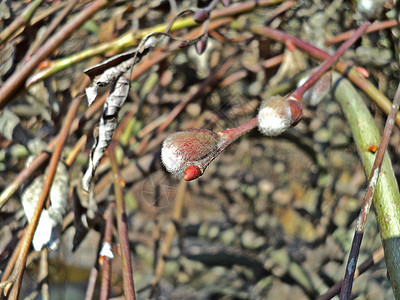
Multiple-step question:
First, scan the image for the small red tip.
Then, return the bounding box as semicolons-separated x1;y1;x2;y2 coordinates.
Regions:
286;41;296;51
183;165;202;181
38;60;51;69
355;66;369;78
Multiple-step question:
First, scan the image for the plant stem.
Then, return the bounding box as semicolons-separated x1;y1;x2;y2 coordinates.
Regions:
109;141;136;300
318;247;384;300
193;117;258;173
25;0;284;87
151;179;187;293
249;25;400;128
219;117;258;141
325;18;400;46
0;0;110;110
100;203;115;300
6;96;81;300
332;72;400;299
340;80;400;299
0;0;44;45
27;0;81;56
288;22;370;102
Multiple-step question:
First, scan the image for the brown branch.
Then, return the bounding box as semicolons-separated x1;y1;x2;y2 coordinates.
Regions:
0;0;110;110
0;0;44;45
325;18;400;46
318;247;385;300
249;25;400;128
100;203;115;300
151;179;187;295
109;141;136;300
6;96;81;300
27;0;81;56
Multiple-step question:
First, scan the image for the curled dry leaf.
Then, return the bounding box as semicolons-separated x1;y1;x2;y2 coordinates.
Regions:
82;76;130;191
85;39;153;106
21;160;69;251
85;57;135;106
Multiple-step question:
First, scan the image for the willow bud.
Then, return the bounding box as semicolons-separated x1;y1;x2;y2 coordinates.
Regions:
195;36;208;55
193;9;209;23
257;96;303;136
161;129;219;178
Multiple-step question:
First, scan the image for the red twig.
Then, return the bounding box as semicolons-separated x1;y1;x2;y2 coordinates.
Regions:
325;18;400;46
249;25;400;128
288;22;370;102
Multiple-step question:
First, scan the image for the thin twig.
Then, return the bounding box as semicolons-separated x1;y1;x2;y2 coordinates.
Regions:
24;0;284;87
0;230;24;283
288;22;370;102
0;0;110;109
325;18;400;46
28;0;81;56
249;25;400;128
0;0;44;45
6;96;82;300
332;72;400;299
340;81;400;300
109;141;136;300
39;248;49;300
318;247;384;300
151;179;187;295
100;203;115;300
84;238;102;300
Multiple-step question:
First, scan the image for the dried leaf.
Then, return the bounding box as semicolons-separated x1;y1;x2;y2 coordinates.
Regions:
85;46;151;106
268;48;308;87
21;160;69;251
0;42;16;82
82;76;130;191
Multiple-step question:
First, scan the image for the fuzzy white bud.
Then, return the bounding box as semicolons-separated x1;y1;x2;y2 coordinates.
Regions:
257;96;292;136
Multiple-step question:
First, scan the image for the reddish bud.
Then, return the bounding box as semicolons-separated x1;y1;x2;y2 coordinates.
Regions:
257;96;303;136
184;165;203;181
161;129;219;178
195;36;208;55
193;9;209;23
